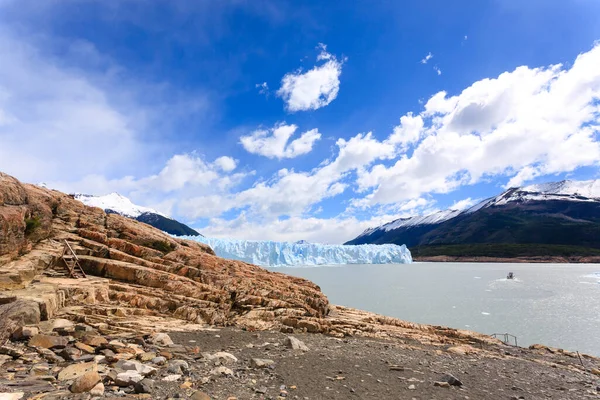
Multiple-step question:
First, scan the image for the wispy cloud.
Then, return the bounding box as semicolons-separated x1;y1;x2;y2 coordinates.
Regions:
256;81;269;95
433;65;442;75
421;52;433;64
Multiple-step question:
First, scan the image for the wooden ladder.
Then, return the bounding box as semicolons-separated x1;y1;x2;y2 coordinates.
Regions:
61;240;87;279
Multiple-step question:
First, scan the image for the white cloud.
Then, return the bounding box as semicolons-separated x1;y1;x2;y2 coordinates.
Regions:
214;156;237;172
421;52;433;64
449;197;480;211
388;113;424;148
316;43;331;61
0;31;141;183
240;123;321;159
256;81;268;95
200;209;425;244
354;44;600;207
277;44;344;112
433;66;442;75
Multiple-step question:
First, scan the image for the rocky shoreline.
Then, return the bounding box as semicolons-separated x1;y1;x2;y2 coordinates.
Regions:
1;322;600;399
1;171;600;399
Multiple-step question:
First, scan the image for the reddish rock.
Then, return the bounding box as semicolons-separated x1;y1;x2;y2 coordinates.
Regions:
70;371;101;393
29;334;69;349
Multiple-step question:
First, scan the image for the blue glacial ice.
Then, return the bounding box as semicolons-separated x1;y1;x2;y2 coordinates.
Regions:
179;236;412;267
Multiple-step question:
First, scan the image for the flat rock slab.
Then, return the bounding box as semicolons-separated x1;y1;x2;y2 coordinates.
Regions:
28;335;68;349
57;361;98;381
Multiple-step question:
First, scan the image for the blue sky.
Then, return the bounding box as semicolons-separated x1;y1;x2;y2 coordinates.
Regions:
1;0;600;243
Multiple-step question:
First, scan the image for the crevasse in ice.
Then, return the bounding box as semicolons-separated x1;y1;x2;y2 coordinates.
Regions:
179;236;412;267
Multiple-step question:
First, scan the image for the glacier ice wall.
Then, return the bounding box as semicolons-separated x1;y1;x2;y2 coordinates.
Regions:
179;236;412;267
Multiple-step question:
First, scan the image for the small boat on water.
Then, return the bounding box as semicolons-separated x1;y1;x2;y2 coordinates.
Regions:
507;272;515;280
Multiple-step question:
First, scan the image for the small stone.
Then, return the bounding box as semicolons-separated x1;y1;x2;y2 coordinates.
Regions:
30;365;50;376
204;351;238;364
82;335;108;347
150;333;174;346
0;393;24;400
74;342;95;354
108;340;126;349
180;381;193;389
28;334;69;349
138;352;156;362
70;371;101;393
59;347;82;361
592;368;600;377
94;355;107;364
434;381;451;388
36;348;63;363
49;319;74;330
36;375;56;382
210;366;233;376
0;345;24;358
389;365;404;371
190;392;211;400
12;326;39;340
159;350;173;360
408;384;416;390
90;382;104;396
255;386;268;394
439;373;463;387
285;336;309;351
115;370;144;386
115;360;157;377
75;324;93;332
57;361;98;381
162;374;182;382
134;378;155;394
0;355;11;366
167;360;189;374
250;358;275;368
151;356;167;365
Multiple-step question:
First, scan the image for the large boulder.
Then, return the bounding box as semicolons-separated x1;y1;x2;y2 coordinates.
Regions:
0;299;40;344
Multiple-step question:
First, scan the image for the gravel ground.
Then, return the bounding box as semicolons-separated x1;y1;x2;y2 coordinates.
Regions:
164;327;600;400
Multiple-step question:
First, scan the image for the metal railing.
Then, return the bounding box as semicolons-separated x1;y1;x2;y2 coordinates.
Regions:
491;332;518;347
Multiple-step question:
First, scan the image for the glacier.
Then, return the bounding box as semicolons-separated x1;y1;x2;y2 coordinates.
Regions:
179;236;412;267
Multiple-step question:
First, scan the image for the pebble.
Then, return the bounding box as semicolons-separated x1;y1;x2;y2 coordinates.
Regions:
210;366;233;376
250;358;275;368
285;336;309;351
255;386;268;394
408;384;416;390
151;356;167;365
162;374;182;382
70;371;101;393
134;378;155;394
190;391;211;400
90;382;104;396
439;373;463;386
150;333;174;346
167;360;189;374
434;381;451;388
115;370;144;386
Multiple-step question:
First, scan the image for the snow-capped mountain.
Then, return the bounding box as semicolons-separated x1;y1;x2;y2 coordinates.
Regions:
346;179;600;254
74;193;166;219
74;193;201;237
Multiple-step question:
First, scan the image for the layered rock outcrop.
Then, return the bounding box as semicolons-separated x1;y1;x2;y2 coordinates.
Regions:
1;171;503;347
0;172;328;338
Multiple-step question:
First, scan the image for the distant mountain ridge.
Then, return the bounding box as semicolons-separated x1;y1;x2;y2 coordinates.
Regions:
346;180;600;260
74;193;201;237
